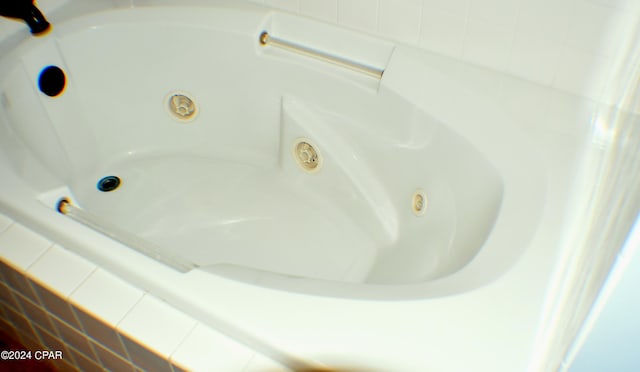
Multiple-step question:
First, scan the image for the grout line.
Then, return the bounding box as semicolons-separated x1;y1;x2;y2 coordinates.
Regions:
375;0;381;34
167;321;200;371
415;0;424;46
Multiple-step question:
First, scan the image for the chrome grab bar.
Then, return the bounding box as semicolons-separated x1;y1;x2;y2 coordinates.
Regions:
259;31;384;79
57;198;196;273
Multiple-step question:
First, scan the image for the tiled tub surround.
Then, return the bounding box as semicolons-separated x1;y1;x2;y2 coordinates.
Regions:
0;214;285;371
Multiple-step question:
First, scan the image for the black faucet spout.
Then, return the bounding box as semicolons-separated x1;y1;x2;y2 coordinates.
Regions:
0;1;51;35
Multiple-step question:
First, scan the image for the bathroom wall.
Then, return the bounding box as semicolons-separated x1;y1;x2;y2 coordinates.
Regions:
3;0;636;112
249;0;639;112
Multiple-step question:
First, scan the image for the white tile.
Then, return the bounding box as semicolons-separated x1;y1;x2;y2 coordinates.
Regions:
0;224;52;269
516;0;571;44
563;2;630;57
468;0;521;29
70;268;144;325
0;214;12;233
265;0;299;12
552;48;613;100
170;323;254;371
337;0;379;34
379;0;422;45
419;7;467;58
300;0;338;22
243;353;290;371
462;18;514;72
508;34;561;86
423;0;469;15
113;0;134;7
28;245;96;297
117;295;197;358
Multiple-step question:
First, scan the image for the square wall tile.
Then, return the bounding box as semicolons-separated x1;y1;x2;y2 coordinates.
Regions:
0;224;52;269
299;0;338;22
508;33;561;86
419;7;467;58
171;323;254;371
423;0;469;14
468;0;520;29
118;295;197;359
552;48;613;100
516;0;571;44
265;0;299;12
462;18;514;72
0;214;12;233
563;2;630;57
338;0;379;34
379;0;422;44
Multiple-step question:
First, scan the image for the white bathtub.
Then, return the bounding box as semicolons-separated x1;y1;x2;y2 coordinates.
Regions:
0;3;573;370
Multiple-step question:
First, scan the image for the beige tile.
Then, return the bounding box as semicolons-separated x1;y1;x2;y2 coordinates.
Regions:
51;316;97;361
67;346;102;371
121;334;173;372
0;281;18;310
18;332;44;352
73;304;129;357
93;341;137;372
0;316;19;341
1;261;39;302
30;280;81;329
34;324;77;366
14;292;53;330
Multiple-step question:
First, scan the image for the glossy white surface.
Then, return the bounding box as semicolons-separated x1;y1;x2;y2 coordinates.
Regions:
0;2;625;371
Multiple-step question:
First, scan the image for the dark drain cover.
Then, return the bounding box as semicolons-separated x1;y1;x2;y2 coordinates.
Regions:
97;176;121;192
38;66;66;97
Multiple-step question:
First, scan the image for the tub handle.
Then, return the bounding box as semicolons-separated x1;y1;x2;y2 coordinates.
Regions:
259;31;384;79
